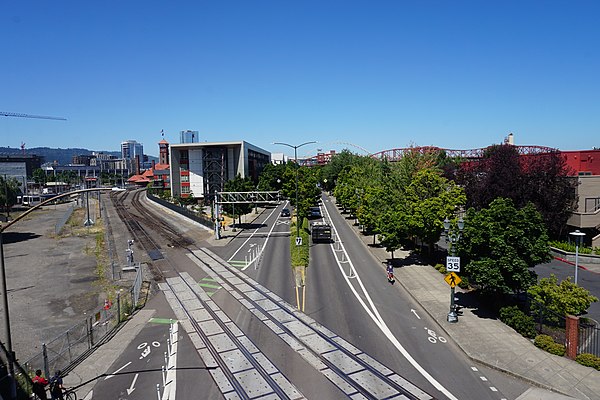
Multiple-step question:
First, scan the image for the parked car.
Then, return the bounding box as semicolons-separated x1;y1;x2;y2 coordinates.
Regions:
281;208;291;217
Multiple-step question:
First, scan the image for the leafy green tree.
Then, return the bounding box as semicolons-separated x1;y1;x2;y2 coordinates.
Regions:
32;168;47;185
0;176;20;214
223;174;255;220
257;163;287;192
461;198;551;296
456;144;577;239
528;274;598;321
321;149;363;192
282;166;320;219
404;169;466;254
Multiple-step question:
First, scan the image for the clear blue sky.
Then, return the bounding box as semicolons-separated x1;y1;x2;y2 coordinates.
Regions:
2;1;599;158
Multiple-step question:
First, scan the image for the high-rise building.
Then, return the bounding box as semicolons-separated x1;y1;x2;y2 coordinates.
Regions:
121;140;144;160
180;130;199;144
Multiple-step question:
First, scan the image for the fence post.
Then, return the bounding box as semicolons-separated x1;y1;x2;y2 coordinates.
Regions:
565;315;579;359
117;292;121;324
42;343;49;379
89;316;94;347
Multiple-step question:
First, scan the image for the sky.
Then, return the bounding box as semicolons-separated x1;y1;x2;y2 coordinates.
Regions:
2;1;599;158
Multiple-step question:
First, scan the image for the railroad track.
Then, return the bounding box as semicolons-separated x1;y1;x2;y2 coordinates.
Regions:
186;247;435;400
108;188;435;399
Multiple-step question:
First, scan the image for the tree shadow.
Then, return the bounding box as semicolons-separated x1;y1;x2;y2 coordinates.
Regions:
384;252;429;267
455;291;500;320
2;232;42;244
232;223;267;230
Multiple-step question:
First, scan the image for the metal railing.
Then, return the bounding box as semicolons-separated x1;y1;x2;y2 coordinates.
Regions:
579;320;600;357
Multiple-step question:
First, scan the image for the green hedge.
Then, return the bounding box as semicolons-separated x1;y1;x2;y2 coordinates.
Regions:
499;306;537;339
534;334;566;356
575;353;600;370
290;217;310;267
550;240;600;255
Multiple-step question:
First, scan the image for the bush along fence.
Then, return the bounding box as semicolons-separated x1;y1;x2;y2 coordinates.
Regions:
500;297;600;371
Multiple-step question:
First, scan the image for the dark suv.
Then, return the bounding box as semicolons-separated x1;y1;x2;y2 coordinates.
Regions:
280;208;290;217
309;206;322;219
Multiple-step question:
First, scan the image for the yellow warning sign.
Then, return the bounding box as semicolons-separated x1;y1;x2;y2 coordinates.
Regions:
444;272;461;288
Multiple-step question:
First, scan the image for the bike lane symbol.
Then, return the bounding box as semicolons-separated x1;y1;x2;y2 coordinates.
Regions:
138;341;161;359
425;327;447;344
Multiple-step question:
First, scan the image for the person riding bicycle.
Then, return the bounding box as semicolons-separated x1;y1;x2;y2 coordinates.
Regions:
386;262;394;282
49;370;65;400
32;369;48;400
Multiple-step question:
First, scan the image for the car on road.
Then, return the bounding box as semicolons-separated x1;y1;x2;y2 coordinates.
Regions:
280;208;290;217
309;206;322;219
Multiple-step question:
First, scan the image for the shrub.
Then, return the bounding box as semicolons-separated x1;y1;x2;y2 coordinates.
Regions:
499;306;537;338
534;334;566;356
575;353;600;370
458;275;469;290
434;263;446;273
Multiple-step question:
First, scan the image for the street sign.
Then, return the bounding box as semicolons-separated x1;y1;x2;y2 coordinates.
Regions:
295;236;302;246
446;256;460;272
444;272;462;288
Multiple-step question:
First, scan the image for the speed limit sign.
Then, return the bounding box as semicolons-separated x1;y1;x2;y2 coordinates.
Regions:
446;256;460;272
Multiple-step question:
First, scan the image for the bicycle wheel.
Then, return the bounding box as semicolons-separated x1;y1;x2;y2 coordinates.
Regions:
66;391;78;400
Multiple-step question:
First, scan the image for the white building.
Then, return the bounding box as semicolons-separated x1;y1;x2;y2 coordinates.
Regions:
169;141;270;198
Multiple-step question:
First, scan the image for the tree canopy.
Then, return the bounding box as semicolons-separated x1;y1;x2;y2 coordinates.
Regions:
460;198;551;296
456;144;577;239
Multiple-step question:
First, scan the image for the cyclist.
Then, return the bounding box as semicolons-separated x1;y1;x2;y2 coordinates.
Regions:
32;369;48;400
386;262;395;283
49;370;65;400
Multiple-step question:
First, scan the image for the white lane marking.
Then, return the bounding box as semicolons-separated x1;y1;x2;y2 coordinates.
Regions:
411;309;421;319
227;202;286;266
104;361;131;380
126;373;139;395
322;199;459;400
480;376;488;382
162;321;178;400
471;366;478;371
490;387;498;392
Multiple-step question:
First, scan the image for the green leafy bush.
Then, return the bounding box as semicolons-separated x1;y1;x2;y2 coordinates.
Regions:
458;275;469;289
534;334;566;356
434;264;446;274
549;240;598;255
575;353;600;370
499;306;537;338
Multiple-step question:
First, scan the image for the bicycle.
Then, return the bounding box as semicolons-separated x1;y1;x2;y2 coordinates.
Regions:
64;388;78;400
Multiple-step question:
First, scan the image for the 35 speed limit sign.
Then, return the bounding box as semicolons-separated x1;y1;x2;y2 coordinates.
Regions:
446;256;460;272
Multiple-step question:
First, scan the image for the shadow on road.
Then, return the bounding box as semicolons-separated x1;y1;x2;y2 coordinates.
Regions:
2;231;42;244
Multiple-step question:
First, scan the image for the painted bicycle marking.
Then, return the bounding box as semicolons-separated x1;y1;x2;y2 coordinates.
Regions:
425;327;447;344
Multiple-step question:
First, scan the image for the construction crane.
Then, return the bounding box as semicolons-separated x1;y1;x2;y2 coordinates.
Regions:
1;111;67;121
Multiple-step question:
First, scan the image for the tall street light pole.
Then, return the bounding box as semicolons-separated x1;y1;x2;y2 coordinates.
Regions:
273;141;316;241
444;217;464;323
569;230;586;285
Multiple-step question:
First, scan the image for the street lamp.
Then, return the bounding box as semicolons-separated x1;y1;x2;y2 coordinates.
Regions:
569;230;586;285
444;217;464;323
273;141;316;241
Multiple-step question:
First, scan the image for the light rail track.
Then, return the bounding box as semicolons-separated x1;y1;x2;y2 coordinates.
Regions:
108;188;435;399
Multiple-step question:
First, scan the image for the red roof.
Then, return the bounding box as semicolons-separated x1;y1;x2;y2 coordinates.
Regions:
153;163;170;170
127;175;150;183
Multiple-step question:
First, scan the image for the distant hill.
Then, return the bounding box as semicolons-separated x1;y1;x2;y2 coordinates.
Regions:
0;146;121;165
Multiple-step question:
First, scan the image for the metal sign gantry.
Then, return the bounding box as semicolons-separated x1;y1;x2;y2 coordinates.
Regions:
213;191;281;239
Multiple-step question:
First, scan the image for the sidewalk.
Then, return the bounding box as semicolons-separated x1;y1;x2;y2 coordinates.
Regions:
341;217;600;400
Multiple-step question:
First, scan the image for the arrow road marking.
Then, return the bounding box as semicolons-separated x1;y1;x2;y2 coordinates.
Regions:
126;373;139;395
411;309;421;319
104;361;131;380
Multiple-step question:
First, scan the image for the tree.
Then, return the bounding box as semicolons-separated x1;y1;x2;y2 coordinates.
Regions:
404;169;466;254
461;198;551;296
528;275;598;321
257;163;287;192
32;168;47;185
0;176;20;214
456;144;577;239
222;174;255;220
